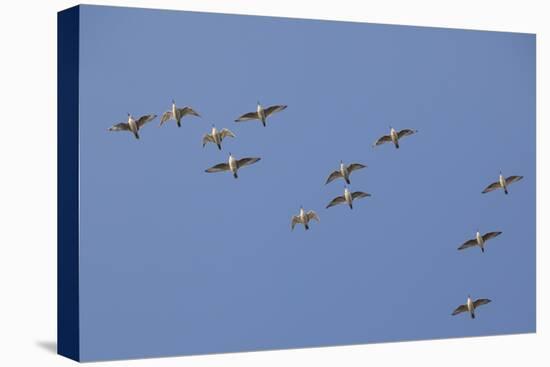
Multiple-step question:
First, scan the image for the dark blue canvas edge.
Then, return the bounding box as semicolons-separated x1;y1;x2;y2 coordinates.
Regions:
57;5;80;362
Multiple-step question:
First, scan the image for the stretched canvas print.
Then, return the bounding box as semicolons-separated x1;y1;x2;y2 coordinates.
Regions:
58;4;536;362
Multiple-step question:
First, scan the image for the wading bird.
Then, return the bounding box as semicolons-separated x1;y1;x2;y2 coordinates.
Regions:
235;101;287;127
482;171;523;195
202;125;236;150
458;230;502;253
205;153;260;179
108;113;157;139
326;186;371;210
325;161;366;185
291;206;320;231
373;126;417;149
452;295;491;319
159;100;200;128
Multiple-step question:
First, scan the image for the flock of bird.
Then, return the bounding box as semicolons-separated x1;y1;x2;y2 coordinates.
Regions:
291;126;419;230
108;99;524;321
451;170;524;319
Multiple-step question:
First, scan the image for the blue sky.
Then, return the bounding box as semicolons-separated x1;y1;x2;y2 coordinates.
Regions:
77;5;535;361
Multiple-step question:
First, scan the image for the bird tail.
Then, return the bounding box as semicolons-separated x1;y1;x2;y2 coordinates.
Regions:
262;119;266;127
471;313;475;319
346;177;351;185
481;247;485;253
233;172;238;179
395;141;400;149
217;143;221;150
349;203;353;210
177;119;182;128
133;132;140;140
305;223;309;230
504;188;509;195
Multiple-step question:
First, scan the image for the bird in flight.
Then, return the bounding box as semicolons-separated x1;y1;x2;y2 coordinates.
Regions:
482;171;523;195
452;295;491;319
325;161;366;185
291;206;320;231
458;230;502;253
108;113;157;139
205;153;260;179
326;186;371;210
202;125;236;150
373;126;417;149
159;100;200;128
235;101;287;127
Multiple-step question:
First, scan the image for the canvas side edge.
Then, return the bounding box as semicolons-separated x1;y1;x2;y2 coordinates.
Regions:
57;5;81;362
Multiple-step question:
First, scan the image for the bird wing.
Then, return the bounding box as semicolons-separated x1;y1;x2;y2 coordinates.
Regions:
473;298;491;308
325;170;342;185
452;304;468;316
202;134;214;147
307;211;320;222
482;231;502;242
326;196;346;208
352;191;371;200
373;135;392;147
136;114;157;128
237;157;261;168
179;106;200;117
347;163;366;172
160;111;172;125
458;239;478;250
291;215;300;230
235;111;259;122
398;129;417;138
205;163;230;173
219;129;236;139
108;122;130;132
482;181;500;194
505;175;523;185
264;105;287;117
